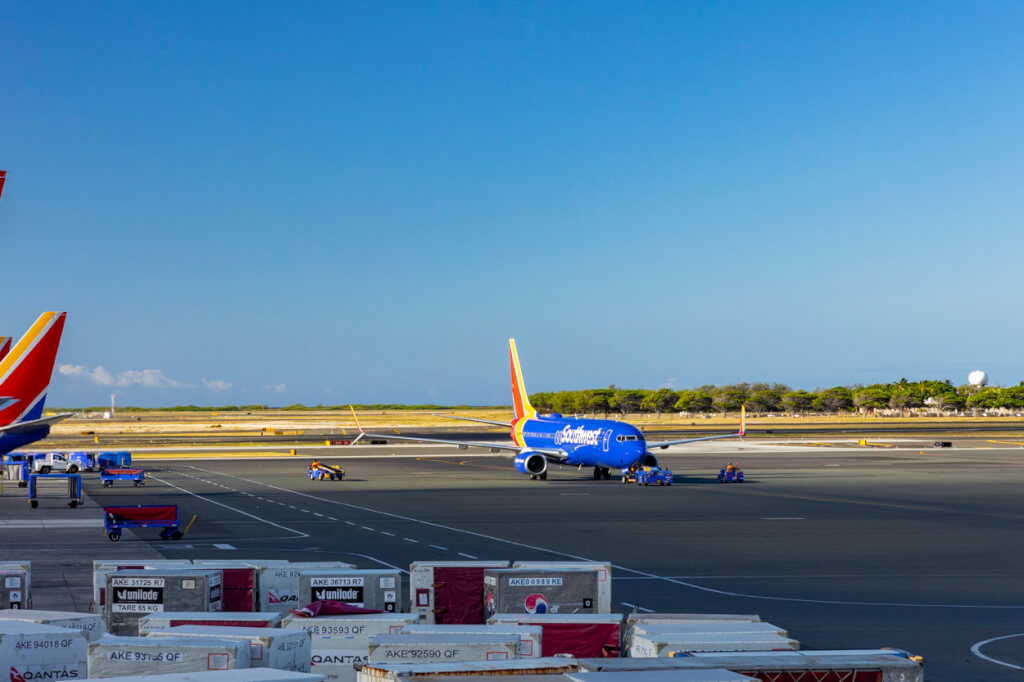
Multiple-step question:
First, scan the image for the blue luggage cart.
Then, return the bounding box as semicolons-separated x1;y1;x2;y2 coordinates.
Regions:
100;468;146;487
103;504;182;542
27;473;83;508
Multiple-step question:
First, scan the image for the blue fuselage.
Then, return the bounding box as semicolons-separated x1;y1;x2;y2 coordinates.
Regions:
517;415;647;469
0;426;50;456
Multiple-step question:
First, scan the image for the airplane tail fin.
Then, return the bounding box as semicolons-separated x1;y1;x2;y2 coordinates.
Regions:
0;312;67;426
0;338;11;364
509;339;537;420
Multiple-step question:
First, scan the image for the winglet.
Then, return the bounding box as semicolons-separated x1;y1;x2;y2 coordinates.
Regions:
349;405;366;445
739;404;746;437
508;338;537;420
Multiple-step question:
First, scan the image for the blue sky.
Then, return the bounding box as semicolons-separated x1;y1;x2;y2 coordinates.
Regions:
2;1;1023;406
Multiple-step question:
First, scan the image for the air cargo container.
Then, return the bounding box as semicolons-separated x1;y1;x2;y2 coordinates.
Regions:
88;635;249;676
106;569;223;635
567;671;755;682
188;561;269;612
79;671;324;682
488;613;624;658
510;562;612;614
139;610;283;632
259;562;357;613
623;614;762;649
575;649;923;682
145;625;310;671
0;566;29;609
1;620;88;681
283;612;421;682
368;633;520;664
356;657;580;682
298;569;401;612
93;559;197;609
629;631;799;657
409;561;508;624
633;622;788;638
0;608;105;641
484;569;599;618
401;624;542;658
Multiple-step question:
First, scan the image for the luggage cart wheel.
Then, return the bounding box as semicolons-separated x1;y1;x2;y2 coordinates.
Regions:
133;481;140;487
30;500;38;508
108;531;121;542
172;530;183;540
69;500;78;508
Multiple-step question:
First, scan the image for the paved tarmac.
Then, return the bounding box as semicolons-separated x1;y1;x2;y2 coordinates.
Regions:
3;441;1023;680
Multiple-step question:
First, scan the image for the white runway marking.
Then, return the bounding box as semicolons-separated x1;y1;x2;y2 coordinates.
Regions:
762;517;805;520
362;526;375;531
191;465;1024;609
328;516;338;521
381;531;395;537
0;519;103;528
313;513;324;517
148;473;309;539
430;545;448;551
404;537;419;543
970;633;1024;670
458;552;477;559
214;543;236;550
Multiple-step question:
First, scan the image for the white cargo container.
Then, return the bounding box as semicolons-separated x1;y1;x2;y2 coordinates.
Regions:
259;562;357;613
623;614;763;649
576;650;924;682
511;562;612;614
298;569;402;612
0;560;31;609
400;624;542;658
93;560;195;610
0;608;106;641
145;625;311;671
0;620;88;681
139;610;283;633
106;569;224;636
79;671;324;682
409;561;508;624
368;633;520;664
356;657;580;682
88;635;250;676
283;612;421;682
567;671;755;682
488;613;625;658
633;622;788;638
629;631;800;657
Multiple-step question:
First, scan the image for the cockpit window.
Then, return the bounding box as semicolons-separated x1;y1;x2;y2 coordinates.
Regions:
617;435;638;442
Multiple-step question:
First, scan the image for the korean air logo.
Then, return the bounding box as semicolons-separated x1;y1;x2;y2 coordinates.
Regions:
524;593;549;614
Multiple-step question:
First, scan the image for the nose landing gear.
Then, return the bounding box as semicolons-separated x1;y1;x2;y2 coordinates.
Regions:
592;467;611;480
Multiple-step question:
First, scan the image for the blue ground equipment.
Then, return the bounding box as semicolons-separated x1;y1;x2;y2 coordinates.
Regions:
97;451;132;469
103;504;182;542
100;468;146;487
621;465;674;486
1;453;32;488
27;473;83;508
68;451;97;472
718;463;744;483
308;461;345;480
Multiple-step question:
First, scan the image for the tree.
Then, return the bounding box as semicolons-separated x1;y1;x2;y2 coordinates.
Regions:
675;390;712;414
816;387;853;413
641;388;678;417
888;391;920;412
713;389;747;415
781;390;815;414
587;389;614;418
746;389;782;414
966;388;999;411
614;389;645;415
853;385;891;411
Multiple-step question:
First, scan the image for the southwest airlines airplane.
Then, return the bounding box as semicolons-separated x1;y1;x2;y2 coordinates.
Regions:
0;312;71;454
352;339;744;481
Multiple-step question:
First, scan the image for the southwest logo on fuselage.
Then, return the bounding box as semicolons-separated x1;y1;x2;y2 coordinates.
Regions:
352;339;744;481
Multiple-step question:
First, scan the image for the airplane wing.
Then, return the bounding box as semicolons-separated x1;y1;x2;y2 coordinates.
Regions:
645;406;746;450
432;414;511;427
349;407;565;459
0;413;73;434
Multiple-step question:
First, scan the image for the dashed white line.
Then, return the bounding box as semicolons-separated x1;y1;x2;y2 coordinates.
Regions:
457;552;477;559
403;537;419;543
381;532;395;537
214;543;236;550
362;526;375;531
762;517;806;520
327;517;338;521
313;513;324;517
345;521;356;526
430;545;448;551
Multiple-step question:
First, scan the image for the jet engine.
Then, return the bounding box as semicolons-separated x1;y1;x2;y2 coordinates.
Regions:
514;451;548;480
640;452;659;468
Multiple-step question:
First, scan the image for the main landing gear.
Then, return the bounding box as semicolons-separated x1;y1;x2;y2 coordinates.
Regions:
529;472;548;480
592;467;612;480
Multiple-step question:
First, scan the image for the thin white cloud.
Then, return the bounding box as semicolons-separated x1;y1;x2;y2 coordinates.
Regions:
264;383;288;393
59;364;191;389
202;378;232;392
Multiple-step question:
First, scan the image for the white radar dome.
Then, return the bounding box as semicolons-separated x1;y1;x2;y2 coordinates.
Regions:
968;370;989;387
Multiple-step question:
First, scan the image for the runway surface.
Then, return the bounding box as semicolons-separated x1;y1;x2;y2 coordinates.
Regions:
8;442;1024;680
